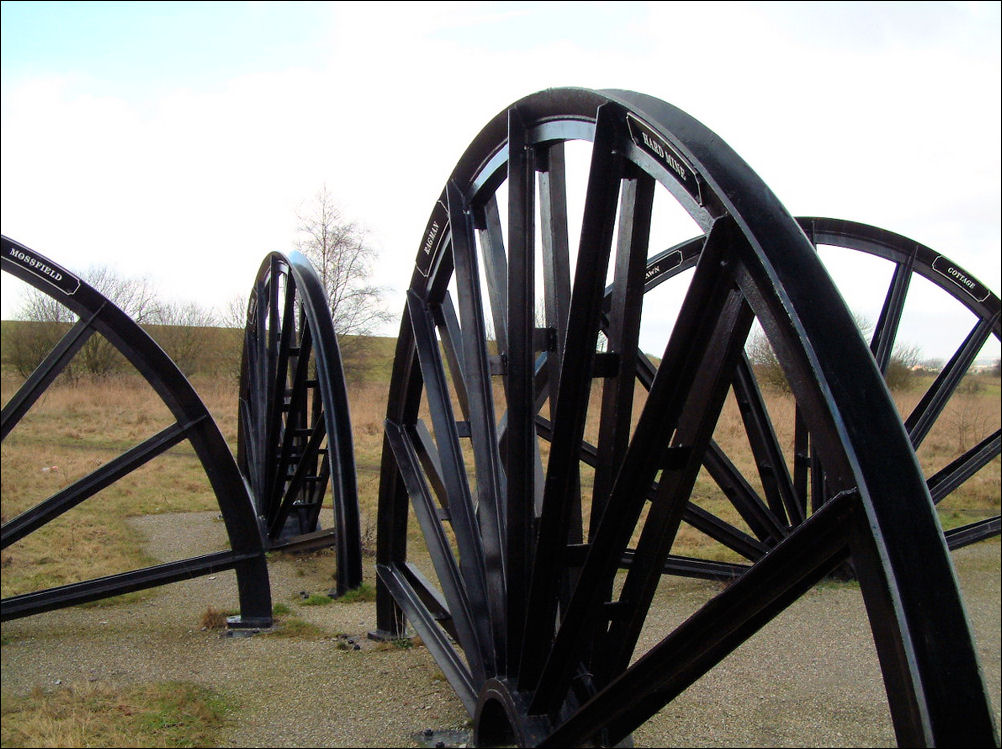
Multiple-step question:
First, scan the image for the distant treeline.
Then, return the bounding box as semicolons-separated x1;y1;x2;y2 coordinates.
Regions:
0;320;397;385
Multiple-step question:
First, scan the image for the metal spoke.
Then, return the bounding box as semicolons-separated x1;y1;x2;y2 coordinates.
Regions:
377;561;478;714
541;493;855;748
476;195;509;355
505;105;537;677
592;169;655;535
2;421;195;548
406;290;494;675
928;429;1001;503
870;255;914;372
384;420;488;682
1;317;96;440
2;549;265;621
448;181;508;666
521;103;626;689
732;354;802;526
905;314;998;448
530;216;747;712
702;441;787;544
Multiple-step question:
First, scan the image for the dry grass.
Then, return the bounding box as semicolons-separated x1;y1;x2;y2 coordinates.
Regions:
199;606;228;630
2;351;999;604
0;681;233;748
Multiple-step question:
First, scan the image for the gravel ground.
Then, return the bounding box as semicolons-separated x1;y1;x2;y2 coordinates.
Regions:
1;512;998;747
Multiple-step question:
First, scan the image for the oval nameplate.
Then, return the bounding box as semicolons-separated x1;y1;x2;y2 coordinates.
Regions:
931;255;991;303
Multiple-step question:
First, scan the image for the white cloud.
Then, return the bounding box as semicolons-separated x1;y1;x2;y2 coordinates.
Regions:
2;1;998;361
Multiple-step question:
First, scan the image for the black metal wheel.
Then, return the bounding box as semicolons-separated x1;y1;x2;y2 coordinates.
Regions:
635;217;1000;569
237;251;362;594
374;89;996;746
1;236;272;626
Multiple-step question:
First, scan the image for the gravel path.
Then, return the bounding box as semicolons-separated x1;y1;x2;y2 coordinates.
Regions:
1;512;998;747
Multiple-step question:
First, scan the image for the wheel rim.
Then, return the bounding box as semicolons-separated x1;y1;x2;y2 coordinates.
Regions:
1;236;272;626
237;251;362;594
373;88;996;745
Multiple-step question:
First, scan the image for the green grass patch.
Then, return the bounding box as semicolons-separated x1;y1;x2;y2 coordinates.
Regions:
298;593;334;606
0;681;233;748
334;582;376;603
270;617;329;640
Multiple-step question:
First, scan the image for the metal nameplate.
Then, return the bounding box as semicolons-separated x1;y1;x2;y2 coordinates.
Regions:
416;200;449;278
626;113;702;204
931;255;991;303
4;241;81;296
644;250;684;288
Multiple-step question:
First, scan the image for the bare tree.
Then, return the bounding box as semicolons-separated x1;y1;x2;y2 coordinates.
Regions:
296;185;392;377
218;294;250;329
6;265;159;378
147;300;218;376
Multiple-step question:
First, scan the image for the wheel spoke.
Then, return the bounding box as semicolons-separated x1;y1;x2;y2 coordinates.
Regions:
539;141;573;401
448;181;508;665
2;421;196;548
2;549;265;621
476;195;509;354
592;169;655;535
530;216;750;712
521;103;626;688
269;417;326;536
870;255;914;372
384;420;488;682
1;317;96;440
505;105;538;677
406;290;495;675
928;429;1001;503
377;561;478;714
702;441;787;543
267;320;313;522
905;314;997;448
945;517;1001;549
732;353;802;525
263;265;299;506
598;286;754;683
681;502;768;561
434;290;471;420
540;492;855;748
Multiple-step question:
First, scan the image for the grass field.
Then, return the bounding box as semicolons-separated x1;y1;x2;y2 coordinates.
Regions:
1;324;998;599
0;323;999;748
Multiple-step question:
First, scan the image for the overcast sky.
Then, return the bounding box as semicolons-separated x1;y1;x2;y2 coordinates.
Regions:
2;1;999;361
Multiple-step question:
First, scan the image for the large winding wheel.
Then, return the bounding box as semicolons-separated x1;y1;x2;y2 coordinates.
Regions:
1;236;272;626
237;251;362;595
621;217;1001;581
373;89;996;745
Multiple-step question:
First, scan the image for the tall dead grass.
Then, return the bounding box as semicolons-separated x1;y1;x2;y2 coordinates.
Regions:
2;362;998;603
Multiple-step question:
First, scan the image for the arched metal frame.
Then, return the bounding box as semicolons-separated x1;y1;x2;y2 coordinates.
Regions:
618;217;1001;581
1;236;272;626
373;89;996;746
237;251;362;595
799;218;1000;548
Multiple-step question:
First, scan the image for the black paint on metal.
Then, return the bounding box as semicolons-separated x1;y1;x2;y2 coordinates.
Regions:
1;235;272;626
373;88;997;746
237;251;362;595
